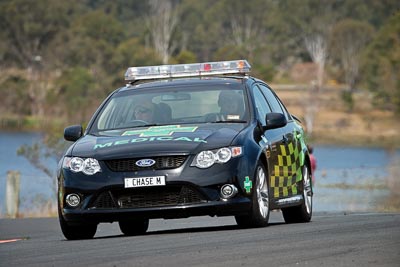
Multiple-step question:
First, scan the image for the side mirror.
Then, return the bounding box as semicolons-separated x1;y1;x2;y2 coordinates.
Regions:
64;125;83;142
264;113;287;130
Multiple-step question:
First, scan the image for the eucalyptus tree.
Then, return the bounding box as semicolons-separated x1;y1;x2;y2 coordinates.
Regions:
330;19;374;92
273;0;339;135
146;0;180;64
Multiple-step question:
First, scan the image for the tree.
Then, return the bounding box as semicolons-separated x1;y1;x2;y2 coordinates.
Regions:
48;9;127;105
173;50;197;64
225;0;269;60
110;37;162;82
0;0;80;116
0;0;74;67
52;10;125;69
362;12;400;113
283;0;338;134
178;0;224;61
331;19;374;92
329;19;374;112
0;69;30;115
272;0;338;65
146;0;179;64
304;34;328;90
303;32;329;135
331;0;400;28
53;67;97;122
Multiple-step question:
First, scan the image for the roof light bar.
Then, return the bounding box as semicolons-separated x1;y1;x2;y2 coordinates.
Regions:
124;60;251;81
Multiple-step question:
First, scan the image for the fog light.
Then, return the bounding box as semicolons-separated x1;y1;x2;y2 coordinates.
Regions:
220;184;238;200
66;194;80;207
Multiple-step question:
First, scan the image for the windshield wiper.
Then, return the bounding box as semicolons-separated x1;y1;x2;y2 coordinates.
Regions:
214;120;247;123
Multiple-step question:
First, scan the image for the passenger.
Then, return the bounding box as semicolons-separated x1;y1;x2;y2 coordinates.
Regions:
218;91;243;119
157;102;172;123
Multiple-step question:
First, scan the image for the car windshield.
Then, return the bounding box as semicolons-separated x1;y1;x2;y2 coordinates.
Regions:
91;82;249;132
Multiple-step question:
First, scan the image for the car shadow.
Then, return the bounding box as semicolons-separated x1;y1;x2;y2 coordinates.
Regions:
91;221;286;240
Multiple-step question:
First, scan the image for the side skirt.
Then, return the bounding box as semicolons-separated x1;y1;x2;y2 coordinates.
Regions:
270;194;303;209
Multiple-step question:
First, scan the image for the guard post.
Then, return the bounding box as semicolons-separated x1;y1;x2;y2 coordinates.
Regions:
5;171;21;218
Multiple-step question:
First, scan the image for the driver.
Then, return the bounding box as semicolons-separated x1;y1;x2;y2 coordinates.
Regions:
134;101;155;123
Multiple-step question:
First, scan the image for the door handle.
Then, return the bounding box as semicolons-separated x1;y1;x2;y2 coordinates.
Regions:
282;135;288;144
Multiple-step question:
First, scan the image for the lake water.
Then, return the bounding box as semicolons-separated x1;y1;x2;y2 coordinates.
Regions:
313;146;399;213
0;131;399;217
0;131;58;216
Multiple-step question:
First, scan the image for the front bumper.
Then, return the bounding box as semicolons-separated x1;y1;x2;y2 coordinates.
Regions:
62;197;251;223
59;156;254;223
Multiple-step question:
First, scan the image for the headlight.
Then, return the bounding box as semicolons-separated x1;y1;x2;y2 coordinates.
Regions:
69;157;84;172
192;146;242;169
82;158;101;175
194;151;215;169
216;147;232;163
63;157;101;175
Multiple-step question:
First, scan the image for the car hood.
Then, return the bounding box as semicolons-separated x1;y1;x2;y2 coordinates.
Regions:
69;124;245;160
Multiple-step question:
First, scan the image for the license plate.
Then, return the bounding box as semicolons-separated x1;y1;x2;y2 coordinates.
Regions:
124;176;166;188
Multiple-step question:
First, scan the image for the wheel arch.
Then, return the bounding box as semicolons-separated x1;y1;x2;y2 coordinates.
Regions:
258;151;269;175
303;149;312;180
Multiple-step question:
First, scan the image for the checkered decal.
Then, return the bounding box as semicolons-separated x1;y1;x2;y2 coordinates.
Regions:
270;143;302;198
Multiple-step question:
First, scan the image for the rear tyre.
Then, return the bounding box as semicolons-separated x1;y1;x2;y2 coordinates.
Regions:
58;209;97;240
235;163;270;228
282;164;313;223
119;218;149;236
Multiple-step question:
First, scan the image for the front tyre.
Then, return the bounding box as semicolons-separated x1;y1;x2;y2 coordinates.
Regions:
235;163;270;228
282;164;313;223
58;209;97;240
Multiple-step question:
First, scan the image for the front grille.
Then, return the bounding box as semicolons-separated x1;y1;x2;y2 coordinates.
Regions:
90;186;206;209
92;191;118;209
104;156;187;172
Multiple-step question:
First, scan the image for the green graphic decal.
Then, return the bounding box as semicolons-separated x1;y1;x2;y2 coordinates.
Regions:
244;176;253;193
294;129;306;166
123;125;198;137
270;141;304;198
93;136;207;150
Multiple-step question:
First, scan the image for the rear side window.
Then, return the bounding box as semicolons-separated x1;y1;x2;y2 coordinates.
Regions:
257;84;291;120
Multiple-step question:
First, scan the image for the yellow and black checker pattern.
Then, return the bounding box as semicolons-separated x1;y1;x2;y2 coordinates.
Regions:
270;143;302;198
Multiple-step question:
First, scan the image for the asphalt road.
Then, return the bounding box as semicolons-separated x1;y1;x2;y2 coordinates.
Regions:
0;212;399;267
